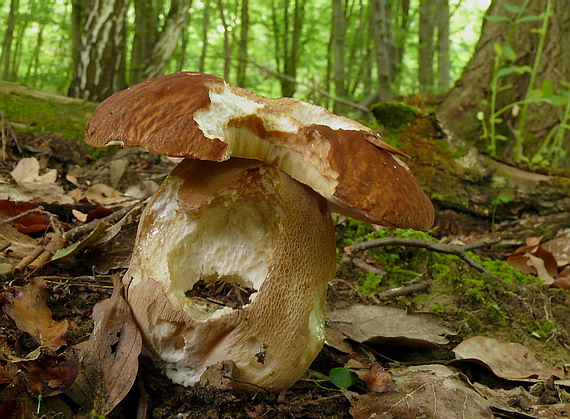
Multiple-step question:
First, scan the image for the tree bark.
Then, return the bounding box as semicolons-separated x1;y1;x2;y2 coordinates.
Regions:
131;0;158;84
68;0;128;101
370;0;396;102
438;0;570;166
236;0;249;87
143;0;192;80
331;0;347;112
198;0;211;72
418;0;437;93
436;0;450;93
217;0;232;81
1;0;20;81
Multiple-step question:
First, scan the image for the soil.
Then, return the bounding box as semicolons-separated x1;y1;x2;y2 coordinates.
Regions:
0;125;568;418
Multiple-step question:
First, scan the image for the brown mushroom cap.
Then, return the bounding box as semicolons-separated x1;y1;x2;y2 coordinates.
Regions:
86;72;434;230
126;158;336;391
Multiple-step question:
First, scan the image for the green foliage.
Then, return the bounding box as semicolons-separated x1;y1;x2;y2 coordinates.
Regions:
356;271;383;294
531;320;556;340
328;367;360;389
371;102;418;131
480;0;567;166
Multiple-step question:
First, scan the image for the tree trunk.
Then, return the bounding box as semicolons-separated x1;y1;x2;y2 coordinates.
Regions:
418;0;436;93
131;0;158;84
271;0;305;97
370;0;396;102
436;0;450;93
1;0;20;81
198;0;211;72
143;0;192;79
331;0;347;112
217;0;232;81
438;0;570;167
236;0;249;87
68;0;128;101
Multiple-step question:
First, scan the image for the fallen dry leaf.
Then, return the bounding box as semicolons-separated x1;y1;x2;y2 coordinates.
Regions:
0;200;50;234
17;352;79;396
543;235;570;267
10;157;57;185
452;336;564;380
3;279;68;351
326;305;454;349
507;236;560;285
66;274;142;416
349;364;492;418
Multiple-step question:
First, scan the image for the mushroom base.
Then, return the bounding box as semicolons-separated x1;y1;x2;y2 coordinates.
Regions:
124;159;337;391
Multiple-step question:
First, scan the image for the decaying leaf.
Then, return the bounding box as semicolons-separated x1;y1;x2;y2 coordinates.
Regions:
507;236;559;285
66;274;142;416
3;279;68;351
10;157;57;185
543;234;570;268
349;364;492;418
452;336;564;380
17;352;79;396
326;305;454;349
51;221;109;261
0;200;50;234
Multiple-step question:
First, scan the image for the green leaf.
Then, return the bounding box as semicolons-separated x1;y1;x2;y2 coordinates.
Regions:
541;79;554;97
496;134;509;141
493;42;503;56
329;368;359;389
503;46;517;61
486;15;511;22
52;222;109;261
543;95;567;106
497;84;514;93
492;193;514;206
511;65;532;74
516;13;544;24
496;67;512;78
531;154;544;164
559;123;570;130
530;28;546;35
503;4;523;13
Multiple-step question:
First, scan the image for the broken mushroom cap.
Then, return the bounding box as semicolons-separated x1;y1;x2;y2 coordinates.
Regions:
126;158;336;391
86;72;434;230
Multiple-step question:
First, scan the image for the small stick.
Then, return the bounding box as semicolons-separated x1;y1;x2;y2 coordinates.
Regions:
351;257;386;276
345;237;498;276
2;208;56;225
376;282;430;299
0;242;11;252
13;247;44;274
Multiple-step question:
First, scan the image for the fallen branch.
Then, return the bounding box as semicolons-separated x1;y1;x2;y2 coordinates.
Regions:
376;282;430;299
345;237;501;276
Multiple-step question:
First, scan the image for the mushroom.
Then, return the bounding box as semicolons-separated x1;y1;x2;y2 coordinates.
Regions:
85;72;434;391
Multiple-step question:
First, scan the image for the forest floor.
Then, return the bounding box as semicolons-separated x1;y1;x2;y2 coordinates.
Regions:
0;107;569;418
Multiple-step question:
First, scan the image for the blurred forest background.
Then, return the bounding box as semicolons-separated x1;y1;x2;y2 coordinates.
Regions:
1;0;569;167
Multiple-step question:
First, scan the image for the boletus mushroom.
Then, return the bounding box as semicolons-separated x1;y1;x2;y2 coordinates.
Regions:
86;72;434;391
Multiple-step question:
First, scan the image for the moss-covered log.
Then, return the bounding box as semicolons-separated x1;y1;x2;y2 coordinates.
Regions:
0;81;97;139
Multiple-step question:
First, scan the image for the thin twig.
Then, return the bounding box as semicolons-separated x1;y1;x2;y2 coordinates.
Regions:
2;207;55;225
345;237;499;276
351;257;387;276
376;282;430;299
0;242;11;252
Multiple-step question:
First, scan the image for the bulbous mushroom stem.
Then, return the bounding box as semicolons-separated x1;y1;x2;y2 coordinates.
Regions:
124;158;337;391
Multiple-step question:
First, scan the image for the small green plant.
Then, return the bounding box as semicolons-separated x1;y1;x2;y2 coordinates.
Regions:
490;192;514;229
356;271;383;294
431;303;445;314
480;0;567;166
531;320;556;340
329;367;362;389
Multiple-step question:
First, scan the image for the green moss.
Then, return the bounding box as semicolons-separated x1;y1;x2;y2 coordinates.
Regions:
371;102;418;130
0;90;97;140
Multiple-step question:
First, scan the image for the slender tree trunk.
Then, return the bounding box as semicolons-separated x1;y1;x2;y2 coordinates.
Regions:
393;0;410;94
143;0;192;79
331;0;347;112
131;0;158;84
68;0;128;101
199;0;211;72
1;0;20;81
370;0;395;101
217;0;232;80
177;26;189;72
436;0;450;93
69;0;85;90
418;0;437;92
274;0;304;97
24;26;43;83
236;0;249;87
